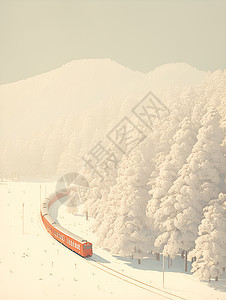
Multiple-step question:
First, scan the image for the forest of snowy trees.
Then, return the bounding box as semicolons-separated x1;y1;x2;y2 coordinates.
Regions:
81;70;226;281
0;67;225;281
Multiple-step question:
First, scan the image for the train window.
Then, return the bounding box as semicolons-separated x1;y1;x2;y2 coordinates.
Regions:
83;245;86;249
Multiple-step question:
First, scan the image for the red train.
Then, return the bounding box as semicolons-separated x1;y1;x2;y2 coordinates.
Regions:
40;188;93;257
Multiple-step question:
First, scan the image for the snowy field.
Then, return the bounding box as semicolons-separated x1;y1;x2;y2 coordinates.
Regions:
0;180;226;300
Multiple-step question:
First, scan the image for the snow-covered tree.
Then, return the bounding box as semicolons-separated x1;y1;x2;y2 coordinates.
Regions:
57;129;83;175
145;87;199;222
82;139;122;219
189;193;226;281
97;148;150;258
146;117;197;241
42;121;64;177
154;107;226;262
0;142;14;178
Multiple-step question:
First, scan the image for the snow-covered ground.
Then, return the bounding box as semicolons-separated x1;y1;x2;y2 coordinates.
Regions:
0;181;225;300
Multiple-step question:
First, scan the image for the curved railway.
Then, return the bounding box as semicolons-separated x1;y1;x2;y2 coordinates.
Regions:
40;187;92;257
86;257;187;300
41;187;187;300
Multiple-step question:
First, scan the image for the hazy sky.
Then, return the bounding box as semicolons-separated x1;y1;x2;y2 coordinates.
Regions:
0;0;226;85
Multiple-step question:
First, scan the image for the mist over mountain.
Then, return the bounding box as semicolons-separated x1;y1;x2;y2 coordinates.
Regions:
0;59;205;142
147;62;206;91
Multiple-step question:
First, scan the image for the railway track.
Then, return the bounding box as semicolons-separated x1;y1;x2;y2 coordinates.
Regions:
40;210;187;299
40;189;188;300
86;256;188;300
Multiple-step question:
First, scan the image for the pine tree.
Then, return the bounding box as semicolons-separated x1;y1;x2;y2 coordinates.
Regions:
145;87;198;239
154;108;226;262
189;193;226;281
102;148;150;258
146;117;197;246
42;120;64;177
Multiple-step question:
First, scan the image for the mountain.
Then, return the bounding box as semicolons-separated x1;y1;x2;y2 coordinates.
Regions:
0;59;206;142
0;59;145;141
147;62;206;91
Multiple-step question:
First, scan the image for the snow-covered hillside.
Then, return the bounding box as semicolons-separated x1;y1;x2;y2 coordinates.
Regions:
147;63;206;91
1;60;225;287
0;59;144;141
1;181;225;300
0;59;207;178
78;68;226;282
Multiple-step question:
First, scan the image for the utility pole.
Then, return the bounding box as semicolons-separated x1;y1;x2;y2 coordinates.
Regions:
40;185;42;203
22;203;24;235
163;254;165;288
185;251;188;272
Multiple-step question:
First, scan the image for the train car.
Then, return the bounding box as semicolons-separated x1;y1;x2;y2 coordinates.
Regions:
40;189;92;257
40;200;50;216
52;223;92;257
